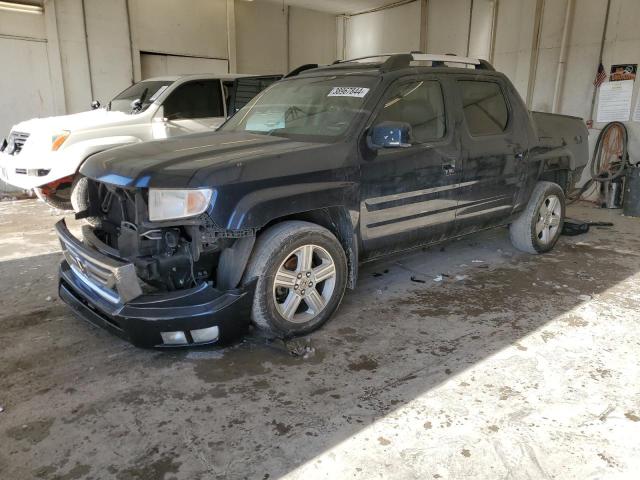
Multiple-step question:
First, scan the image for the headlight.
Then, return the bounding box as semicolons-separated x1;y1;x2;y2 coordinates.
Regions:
51;131;70;151
148;188;213;221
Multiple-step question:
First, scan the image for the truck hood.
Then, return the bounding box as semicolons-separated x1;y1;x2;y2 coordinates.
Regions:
9;109;132;136
80;131;347;189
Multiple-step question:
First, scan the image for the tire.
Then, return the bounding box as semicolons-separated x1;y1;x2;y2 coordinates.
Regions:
510;181;565;254
33;186;72;211
70;175;101;226
70;175;89;213
243;221;348;337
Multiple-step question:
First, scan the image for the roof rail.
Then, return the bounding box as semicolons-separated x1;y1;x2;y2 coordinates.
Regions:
285;63;319;78
333;53;495;72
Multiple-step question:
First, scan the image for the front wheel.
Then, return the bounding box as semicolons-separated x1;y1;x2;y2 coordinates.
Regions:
510;181;565;254
34;185;72;211
243;221;348;337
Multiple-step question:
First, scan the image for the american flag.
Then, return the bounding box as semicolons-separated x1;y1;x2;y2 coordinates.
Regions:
593;62;607;88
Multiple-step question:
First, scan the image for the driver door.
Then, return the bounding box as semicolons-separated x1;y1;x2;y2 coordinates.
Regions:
359;76;462;259
155;80;226;138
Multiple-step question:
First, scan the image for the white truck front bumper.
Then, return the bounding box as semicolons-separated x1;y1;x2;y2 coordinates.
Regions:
0;151;77;190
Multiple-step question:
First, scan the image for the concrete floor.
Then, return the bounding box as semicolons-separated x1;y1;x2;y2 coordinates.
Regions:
1;199;640;480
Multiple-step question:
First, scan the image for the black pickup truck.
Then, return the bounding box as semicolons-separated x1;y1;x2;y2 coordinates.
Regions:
55;53;588;347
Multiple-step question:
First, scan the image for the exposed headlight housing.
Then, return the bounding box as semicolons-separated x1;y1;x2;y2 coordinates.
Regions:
51;131;70;151
148;188;213;221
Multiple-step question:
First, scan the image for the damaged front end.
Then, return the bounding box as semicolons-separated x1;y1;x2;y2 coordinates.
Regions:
56;180;256;348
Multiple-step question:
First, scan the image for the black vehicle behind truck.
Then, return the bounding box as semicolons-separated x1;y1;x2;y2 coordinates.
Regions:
55;53;588;347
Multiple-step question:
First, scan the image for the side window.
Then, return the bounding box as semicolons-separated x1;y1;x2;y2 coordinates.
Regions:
163;81;224;120
459;81;509;136
374;80;446;143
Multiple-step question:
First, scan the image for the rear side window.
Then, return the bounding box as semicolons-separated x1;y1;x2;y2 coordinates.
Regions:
375;80;446;143
163;80;224;120
459;81;509;136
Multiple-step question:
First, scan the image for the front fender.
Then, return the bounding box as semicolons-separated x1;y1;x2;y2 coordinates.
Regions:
223;181;359;231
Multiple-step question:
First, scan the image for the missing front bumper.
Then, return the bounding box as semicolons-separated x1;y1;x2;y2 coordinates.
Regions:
55;219;256;348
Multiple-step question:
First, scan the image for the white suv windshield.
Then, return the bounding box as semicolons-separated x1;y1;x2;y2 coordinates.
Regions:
220;75;378;141
109;80;173;114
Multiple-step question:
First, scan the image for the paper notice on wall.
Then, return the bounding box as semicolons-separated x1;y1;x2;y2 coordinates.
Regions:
632;96;640;122
597;80;633;122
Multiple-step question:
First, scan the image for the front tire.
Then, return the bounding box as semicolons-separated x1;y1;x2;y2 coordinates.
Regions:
243;221;348;337
33;186;72;211
510;181;565;254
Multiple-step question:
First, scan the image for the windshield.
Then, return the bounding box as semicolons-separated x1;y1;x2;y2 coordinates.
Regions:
220;75;378;141
109;80;174;114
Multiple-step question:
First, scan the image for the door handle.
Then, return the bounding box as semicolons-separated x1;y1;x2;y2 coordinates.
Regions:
442;163;456;176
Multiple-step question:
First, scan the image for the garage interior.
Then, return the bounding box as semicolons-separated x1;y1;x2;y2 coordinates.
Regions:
2;0;640;479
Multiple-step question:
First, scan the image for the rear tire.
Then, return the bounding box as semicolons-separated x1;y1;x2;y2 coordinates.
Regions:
243;221;348;338
510;181;565;254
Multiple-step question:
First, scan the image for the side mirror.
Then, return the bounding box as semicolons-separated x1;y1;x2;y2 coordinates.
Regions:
91;100;101;110
130;98;143;113
368;122;412;149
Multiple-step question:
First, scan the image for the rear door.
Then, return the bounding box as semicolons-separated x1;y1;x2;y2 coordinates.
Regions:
359;75;462;259
159;80;226;137
453;77;528;234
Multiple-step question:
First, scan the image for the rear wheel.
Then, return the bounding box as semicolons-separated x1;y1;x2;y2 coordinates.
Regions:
510;181;565;254
244;221;348;337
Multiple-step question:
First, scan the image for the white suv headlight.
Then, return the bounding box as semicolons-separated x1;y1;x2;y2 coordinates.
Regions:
148;188;213;221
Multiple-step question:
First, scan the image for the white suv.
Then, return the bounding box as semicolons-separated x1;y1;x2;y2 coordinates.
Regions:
0;73;281;209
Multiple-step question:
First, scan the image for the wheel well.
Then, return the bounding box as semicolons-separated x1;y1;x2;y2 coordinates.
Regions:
258;207;358;289
540;167;571;194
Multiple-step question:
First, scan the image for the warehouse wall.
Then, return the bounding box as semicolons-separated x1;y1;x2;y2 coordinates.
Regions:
234;1;337;75
0;6;57;138
289;6;337;68
235;0;287;74
83;0;133;106
344;1;421;59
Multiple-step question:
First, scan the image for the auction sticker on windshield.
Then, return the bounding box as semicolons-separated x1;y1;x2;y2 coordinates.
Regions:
328;87;370;98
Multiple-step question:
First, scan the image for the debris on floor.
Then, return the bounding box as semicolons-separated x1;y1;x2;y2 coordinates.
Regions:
433;275;444;282
284;338;316;358
410;276;426;283
562;218;614;236
372;269;390;277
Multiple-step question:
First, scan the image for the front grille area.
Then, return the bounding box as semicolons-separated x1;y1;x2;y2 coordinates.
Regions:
7;131;30;155
55;219;143;304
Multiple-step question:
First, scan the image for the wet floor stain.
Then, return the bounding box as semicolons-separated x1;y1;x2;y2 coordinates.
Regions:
114;449;181;480
271;420;292;436
6;418;54;444
49;463;91;480
348;355;379;372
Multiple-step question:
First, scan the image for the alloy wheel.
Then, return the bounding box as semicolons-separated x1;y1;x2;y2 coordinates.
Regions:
272;244;337;324
535;194;562;245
